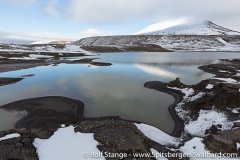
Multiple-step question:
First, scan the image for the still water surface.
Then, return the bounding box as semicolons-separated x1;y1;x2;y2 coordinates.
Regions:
0;52;239;133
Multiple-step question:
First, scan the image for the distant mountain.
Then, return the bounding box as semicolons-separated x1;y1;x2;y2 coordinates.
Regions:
141;21;240;36
0;37;34;44
31;40;71;45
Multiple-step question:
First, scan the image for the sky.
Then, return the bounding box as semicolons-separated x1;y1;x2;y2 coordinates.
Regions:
0;0;240;43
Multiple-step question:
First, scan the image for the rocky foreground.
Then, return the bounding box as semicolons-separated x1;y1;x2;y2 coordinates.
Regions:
145;59;240;156
0;58;240;159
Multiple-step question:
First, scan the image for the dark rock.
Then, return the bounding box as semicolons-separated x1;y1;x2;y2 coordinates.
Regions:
233;122;240;128
217;124;222;128
21;138;29;144
217;128;240;142
205;125;220;134
169;78;185;88
16;108;80;129
0;96;84;129
75;120;149;153
75;119;179;159
0;131;39;160
16;142;23;148
203;128;240;155
203;135;236;153
0;77;23;87
21;74;35;77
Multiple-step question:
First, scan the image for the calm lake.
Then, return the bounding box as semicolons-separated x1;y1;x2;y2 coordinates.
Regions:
0;52;240;133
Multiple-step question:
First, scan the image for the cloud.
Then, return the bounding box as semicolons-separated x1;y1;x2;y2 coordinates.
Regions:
80;28;103;38
0;30;80;42
0;28;105;43
45;0;59;16
57;0;240;31
135;64;177;79
67;0;161;23
64;0;240;24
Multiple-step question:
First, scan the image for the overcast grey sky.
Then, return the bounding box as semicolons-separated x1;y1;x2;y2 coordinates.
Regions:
0;0;240;42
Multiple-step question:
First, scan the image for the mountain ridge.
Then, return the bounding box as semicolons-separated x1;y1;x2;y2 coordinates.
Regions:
141;21;240;36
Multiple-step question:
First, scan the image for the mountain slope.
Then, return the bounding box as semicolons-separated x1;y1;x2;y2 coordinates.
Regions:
74;35;240;52
142;21;240;36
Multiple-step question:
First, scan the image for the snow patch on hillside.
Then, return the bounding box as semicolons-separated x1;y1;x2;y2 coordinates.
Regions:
185;110;233;137
0;44;89;54
142;21;240;36
0;133;21;141
135;123;179;147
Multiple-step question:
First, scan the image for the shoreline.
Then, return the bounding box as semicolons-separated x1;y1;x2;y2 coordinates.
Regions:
144;81;185;137
0;52;112;73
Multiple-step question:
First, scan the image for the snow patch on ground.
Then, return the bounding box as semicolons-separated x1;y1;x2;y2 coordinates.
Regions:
0;133;21;141
0;44;89;54
9;54;54;60
180;137;207;158
212;77;238;83
33;126;104;160
181;137;239;159
218;70;228;73
189;92;205;102
134;123;179;147
206;84;214;89
168;87;196;121
29;54;53;58
168;87;206;121
9;57;37;60
237;143;240;150
232;108;240;114
169;87;194;99
185;110;233;137
62;44;89;54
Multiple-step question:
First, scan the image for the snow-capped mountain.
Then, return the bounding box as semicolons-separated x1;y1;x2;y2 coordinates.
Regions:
73;21;240;52
142;21;240;36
